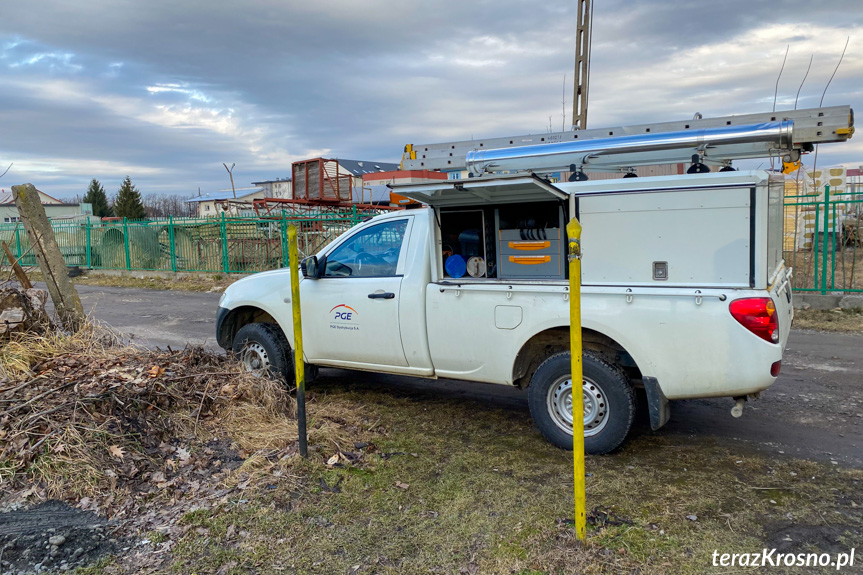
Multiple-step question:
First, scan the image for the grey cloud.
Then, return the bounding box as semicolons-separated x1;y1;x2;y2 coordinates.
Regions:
1;1;861;197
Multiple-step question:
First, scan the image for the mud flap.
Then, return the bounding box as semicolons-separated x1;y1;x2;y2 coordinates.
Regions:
643;377;670;430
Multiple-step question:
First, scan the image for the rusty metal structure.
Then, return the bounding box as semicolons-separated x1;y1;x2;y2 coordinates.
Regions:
247;158;402;219
292;158;352;203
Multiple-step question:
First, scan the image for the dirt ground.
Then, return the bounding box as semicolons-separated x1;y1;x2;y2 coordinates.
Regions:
0;501;129;573
1;280;862;573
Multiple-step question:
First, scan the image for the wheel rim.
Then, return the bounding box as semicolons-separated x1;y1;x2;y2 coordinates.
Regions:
240;342;270;376
546;375;609;437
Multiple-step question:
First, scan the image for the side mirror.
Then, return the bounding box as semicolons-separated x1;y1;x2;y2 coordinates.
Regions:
300;256;318;279
300;255;326;279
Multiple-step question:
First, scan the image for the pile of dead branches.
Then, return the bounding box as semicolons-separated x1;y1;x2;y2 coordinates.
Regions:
0;328;296;497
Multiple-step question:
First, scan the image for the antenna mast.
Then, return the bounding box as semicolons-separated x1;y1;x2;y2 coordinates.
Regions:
572;0;592;130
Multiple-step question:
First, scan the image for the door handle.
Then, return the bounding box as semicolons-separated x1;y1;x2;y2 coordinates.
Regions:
368;292;395;299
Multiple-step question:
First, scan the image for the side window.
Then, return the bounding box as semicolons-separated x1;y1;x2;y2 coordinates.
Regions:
324;219;408;278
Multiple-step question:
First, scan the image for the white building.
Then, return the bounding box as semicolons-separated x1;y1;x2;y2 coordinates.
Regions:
0;188;81;222
185;187;266;218
251;178;293;199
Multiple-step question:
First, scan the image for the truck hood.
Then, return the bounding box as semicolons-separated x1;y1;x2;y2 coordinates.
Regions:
223;267;294;303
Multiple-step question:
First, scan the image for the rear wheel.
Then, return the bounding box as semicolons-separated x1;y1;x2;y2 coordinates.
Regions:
528;351;636;454
232;323;293;384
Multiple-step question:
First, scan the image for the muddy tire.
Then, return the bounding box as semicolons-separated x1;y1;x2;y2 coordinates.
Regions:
528;351;636;454
232;323;293;384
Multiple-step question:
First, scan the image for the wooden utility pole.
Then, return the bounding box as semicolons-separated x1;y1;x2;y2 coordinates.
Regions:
12;183;85;331
572;0;592;130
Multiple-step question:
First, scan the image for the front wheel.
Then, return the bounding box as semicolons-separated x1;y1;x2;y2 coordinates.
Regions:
527;351;636;454
232;323;293;384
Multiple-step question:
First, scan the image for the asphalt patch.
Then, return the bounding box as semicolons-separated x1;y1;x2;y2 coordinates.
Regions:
0;500;128;574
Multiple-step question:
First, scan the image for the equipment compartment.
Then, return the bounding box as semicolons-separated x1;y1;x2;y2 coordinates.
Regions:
496;202;565;279
438;208;496;278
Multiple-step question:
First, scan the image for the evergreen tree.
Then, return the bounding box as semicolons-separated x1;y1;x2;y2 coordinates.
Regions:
82;178;113;217
113;176;147;220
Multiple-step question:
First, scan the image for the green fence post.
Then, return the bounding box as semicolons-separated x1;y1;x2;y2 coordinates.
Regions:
221;211;229;273
831;202;837;290
169;215;177;272
123;218;131;271
352;204;358;225
85;219;91;268
281;210;289;267
15;227;22;259
813;203;820;292
821;185;830;295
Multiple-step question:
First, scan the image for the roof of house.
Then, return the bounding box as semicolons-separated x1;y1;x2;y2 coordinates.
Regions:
0;188;64;205
185;187;264;204
336;159;400;177
251;178;292;185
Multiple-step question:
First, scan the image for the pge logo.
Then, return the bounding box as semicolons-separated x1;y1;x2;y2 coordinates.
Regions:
330;304;358;322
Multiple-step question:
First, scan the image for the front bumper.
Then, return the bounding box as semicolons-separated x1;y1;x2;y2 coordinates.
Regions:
215;306;231;349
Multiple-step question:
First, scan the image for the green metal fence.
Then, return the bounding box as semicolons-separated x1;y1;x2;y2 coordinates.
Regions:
3;196;861;293
0;209;378;274
784;184;863;294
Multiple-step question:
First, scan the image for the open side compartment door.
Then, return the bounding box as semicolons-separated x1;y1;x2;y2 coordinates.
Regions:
389;173;568;208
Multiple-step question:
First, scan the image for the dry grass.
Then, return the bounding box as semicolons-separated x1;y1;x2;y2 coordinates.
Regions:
0;326;300;498
68;272;244;293
785;248;863;292
5;328;861;573
0;323;121;380
793;308;863;332
0;322;375;506
2;268;245;292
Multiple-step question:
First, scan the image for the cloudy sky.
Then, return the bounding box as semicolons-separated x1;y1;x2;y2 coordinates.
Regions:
1;0;861;199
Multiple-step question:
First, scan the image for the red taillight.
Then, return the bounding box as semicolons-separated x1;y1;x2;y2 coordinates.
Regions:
771;360;782;377
729;297;779;344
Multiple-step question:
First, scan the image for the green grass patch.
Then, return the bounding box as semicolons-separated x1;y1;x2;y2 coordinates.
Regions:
169;380;863;574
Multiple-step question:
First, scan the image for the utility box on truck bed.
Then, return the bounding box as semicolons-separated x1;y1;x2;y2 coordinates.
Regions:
575;173;785;288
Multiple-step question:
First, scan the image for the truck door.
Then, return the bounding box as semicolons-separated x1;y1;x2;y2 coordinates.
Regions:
301;217;412;368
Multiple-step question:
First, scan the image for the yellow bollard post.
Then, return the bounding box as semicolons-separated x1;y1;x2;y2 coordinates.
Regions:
287;225;308;457
566;216;586;541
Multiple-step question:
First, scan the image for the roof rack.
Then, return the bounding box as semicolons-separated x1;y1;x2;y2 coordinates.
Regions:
403;106;853;175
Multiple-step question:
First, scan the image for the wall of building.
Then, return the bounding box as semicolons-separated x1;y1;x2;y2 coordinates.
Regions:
1;203;81;223
192;191;268;217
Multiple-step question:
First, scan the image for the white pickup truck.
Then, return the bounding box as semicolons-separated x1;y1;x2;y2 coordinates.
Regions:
216;170;792;454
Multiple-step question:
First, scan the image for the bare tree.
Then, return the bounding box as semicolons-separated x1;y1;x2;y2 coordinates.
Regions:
223;162;237;199
0;163;12;179
142;193;195;218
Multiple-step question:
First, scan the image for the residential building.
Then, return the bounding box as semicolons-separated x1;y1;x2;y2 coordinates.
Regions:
185;187;266;218
335;159;400;192
251;178;293;199
0;188;82;223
